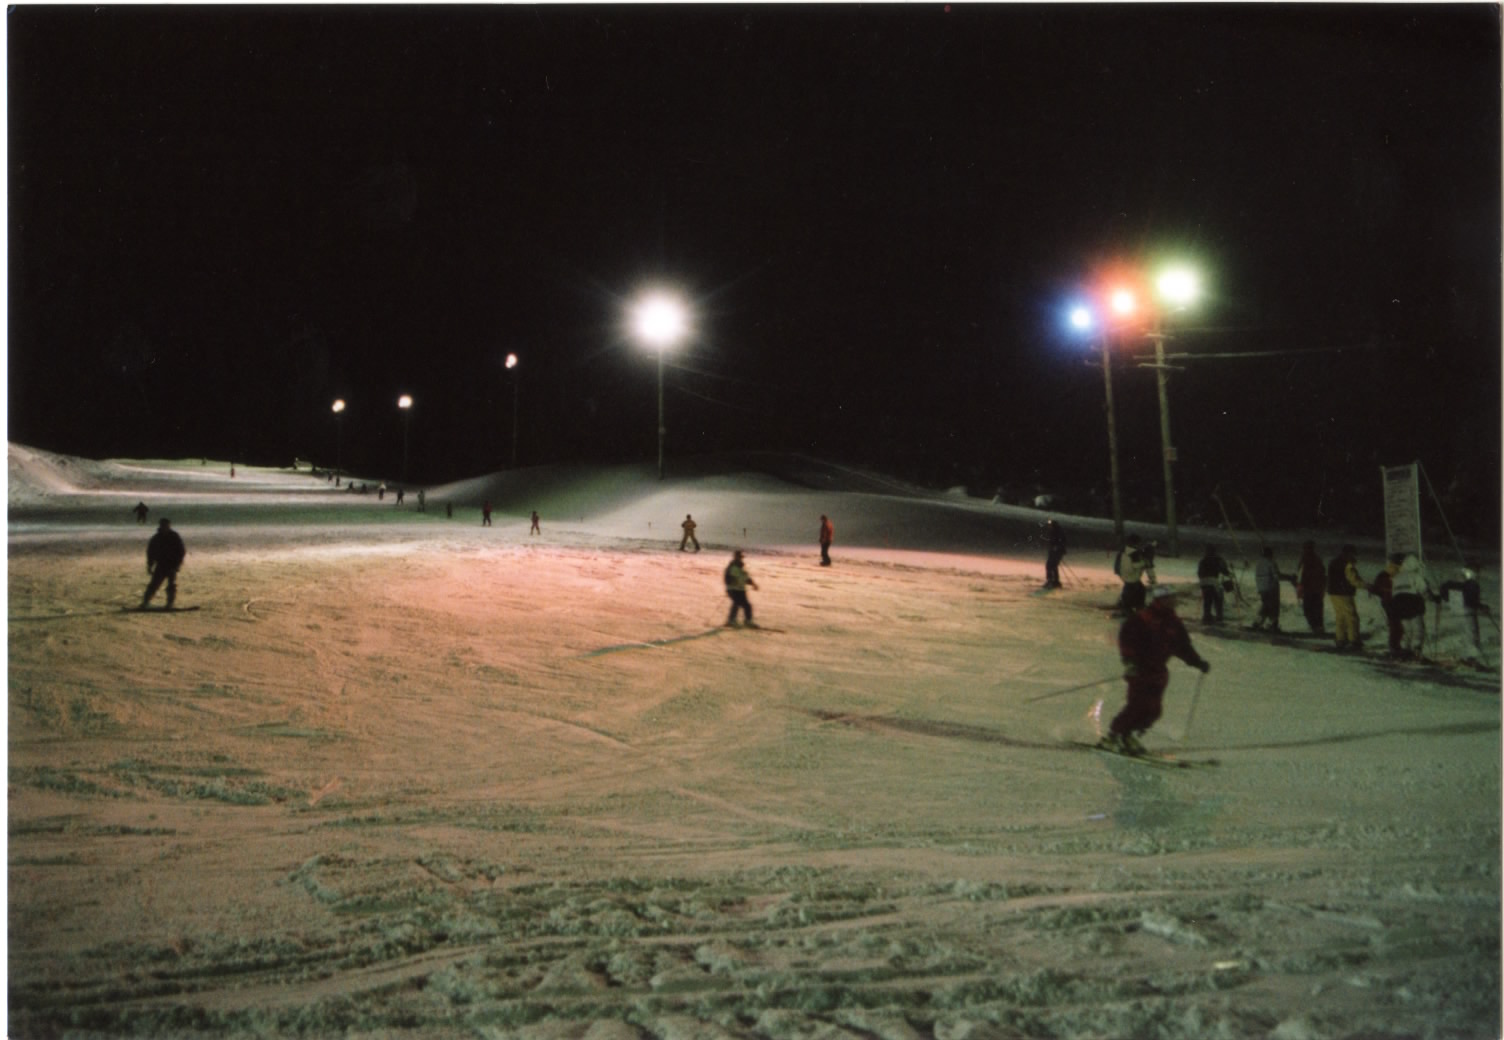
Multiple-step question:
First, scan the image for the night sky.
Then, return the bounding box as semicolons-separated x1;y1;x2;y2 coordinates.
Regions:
8;5;1500;532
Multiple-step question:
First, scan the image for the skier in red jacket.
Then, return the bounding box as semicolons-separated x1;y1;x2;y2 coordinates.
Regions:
1103;585;1210;755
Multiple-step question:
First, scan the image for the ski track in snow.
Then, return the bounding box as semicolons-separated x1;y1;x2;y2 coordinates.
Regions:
6;445;1500;1039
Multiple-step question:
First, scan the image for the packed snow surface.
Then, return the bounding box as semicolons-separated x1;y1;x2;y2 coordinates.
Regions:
7;443;1500;1039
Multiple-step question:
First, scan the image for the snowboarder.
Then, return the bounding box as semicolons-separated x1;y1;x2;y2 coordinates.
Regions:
1327;545;1367;651
132;501;150;525
1042;519;1066;589
1103;584;1210;755
1440;566;1490;666
1196;543;1232;623
1295;541;1327;634
723;550;759;627
482;501;493;527
1250;546;1287;631
819;514;834;566
530;511;541;535
1115;534;1156;614
680;514;700;552
141;518;187;610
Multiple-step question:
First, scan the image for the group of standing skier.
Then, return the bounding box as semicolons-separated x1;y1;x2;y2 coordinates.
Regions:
1192;538;1486;663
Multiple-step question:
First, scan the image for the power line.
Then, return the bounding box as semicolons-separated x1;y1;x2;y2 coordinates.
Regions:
1137;343;1397;362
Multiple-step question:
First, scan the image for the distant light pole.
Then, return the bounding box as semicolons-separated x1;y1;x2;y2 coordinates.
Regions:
331;398;346;480
505;353;520;468
630;290;689;480
1071;289;1137;541
397;394;413;482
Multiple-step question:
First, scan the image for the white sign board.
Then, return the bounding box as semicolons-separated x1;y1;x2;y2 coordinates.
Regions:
1381;462;1423;561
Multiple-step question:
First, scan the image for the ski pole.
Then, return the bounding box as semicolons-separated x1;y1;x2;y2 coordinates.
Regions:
1179;670;1207;741
1024;674;1120;704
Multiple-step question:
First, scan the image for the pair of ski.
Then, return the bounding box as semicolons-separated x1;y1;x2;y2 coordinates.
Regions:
1069;740;1219;769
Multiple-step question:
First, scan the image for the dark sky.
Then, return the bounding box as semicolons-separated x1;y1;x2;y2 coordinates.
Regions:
8;4;1500;529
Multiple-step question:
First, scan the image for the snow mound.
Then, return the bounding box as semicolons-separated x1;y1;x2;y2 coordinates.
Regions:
8;441;98;504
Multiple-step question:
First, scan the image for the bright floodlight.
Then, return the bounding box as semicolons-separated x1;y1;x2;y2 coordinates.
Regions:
397;394;412;410
632;292;688;350
1110;288;1137;317
505;353;519;370
1158;266;1200;307
332;399;345;414
1069;305;1094;331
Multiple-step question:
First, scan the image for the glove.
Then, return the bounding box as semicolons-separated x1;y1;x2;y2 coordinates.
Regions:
1196;659;1211;674
1122;661;1139;679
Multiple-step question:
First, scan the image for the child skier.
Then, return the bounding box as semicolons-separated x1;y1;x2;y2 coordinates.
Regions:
724;550;759;627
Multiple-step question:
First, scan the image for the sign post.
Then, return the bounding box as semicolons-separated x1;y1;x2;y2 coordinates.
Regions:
1381;462;1423;561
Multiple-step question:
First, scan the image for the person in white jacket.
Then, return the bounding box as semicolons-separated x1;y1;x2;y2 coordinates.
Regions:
1390;554;1438;658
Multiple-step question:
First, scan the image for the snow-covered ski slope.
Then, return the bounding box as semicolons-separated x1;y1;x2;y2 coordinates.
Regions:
8;443;1500;1039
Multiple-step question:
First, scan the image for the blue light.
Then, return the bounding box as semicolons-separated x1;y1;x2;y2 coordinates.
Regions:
1068;304;1095;333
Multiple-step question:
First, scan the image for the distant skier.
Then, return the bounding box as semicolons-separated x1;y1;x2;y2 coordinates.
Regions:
1102;584;1210;755
819;514;834;566
1327;544;1367;651
1196;543;1232;623
1115;534;1156;614
1295;541;1327;634
1441;566;1490;666
1042;519;1066;589
1250;546;1287;631
132;501;150;525
417;489;426;512
141;518;186;610
723;550;759;627
482;500;493;527
530;511;541;535
680;514;701;552
395;488;405;506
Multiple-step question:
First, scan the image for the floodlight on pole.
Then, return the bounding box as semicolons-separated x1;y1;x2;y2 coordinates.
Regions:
630;290;689;480
331;398;346;479
1157;266;1200;308
397;394;413;482
505;353;520;468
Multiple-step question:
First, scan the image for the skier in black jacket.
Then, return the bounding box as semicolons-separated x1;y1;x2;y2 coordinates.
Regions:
1042;519;1067;589
142;518;187;609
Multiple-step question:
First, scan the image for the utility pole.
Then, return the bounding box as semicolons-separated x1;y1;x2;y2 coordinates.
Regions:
1147;326;1179;556
1100;335;1124;541
656;348;666;480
